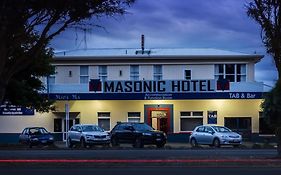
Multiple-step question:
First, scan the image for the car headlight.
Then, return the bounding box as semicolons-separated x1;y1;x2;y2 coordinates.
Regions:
142;133;152;136
31;138;39;141
49;137;54;140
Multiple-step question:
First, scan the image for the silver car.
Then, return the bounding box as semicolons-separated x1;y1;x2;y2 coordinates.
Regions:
189;125;242;147
67;124;111;148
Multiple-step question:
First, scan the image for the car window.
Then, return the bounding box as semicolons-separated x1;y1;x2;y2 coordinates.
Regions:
70;126;76;131
196;126;204;132
39;128;48;134
133;123;153;131
82;125;104;132
22;129;27;134
118;124;127;131
77;126;82;132
212;126;231;132
204;126;214;133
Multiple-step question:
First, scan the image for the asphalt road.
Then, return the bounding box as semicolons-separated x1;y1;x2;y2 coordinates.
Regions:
0;149;280;175
0;149;277;159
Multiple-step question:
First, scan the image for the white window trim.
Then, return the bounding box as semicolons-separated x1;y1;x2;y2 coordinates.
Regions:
179;111;204;132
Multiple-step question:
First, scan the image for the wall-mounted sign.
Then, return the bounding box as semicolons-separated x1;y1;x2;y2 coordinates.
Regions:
48;92;263;100
0;105;34;115
208;111;217;124
90;80;216;93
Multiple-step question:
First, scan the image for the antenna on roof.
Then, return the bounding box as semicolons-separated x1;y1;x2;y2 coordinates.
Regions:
141;34;145;54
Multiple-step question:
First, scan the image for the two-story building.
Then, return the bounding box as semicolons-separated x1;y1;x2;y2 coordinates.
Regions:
0;48;266;142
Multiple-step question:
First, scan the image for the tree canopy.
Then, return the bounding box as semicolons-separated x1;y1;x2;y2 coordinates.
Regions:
0;0;135;112
247;0;281;156
247;0;281;80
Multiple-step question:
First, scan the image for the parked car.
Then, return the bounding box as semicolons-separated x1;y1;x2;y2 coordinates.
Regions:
19;127;54;148
110;122;167;148
67;124;111;148
189;125;242;147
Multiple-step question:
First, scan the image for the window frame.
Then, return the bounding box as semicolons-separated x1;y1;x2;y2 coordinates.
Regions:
98;65;108;81
180;111;204;132
214;64;247;82
153;65;163;80
80;65;89;84
97;112;110;131
130;65;140;80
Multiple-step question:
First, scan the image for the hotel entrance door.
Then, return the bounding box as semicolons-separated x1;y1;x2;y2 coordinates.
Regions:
151;111;168;133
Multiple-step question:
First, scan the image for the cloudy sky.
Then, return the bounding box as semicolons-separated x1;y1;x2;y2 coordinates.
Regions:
51;0;278;88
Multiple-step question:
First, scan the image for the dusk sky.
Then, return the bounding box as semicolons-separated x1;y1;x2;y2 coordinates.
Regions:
51;0;278;88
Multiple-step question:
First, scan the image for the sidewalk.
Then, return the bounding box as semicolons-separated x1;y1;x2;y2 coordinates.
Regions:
54;141;277;149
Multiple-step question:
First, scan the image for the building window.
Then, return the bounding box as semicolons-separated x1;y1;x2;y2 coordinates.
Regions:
98;112;110;131
215;64;246;82
98;66;107;81
185;70;191;80
128;112;141;123
130;65;139;80
236;64;246;82
80;66;89;84
180;111;203;131
224;117;252;139
259;112;274;134
153;65;162;80
54;118;62;132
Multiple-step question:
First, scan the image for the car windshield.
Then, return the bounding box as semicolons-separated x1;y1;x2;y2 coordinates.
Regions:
30;128;48;135
212;126;231;133
82;125;104;132
133;123;153;131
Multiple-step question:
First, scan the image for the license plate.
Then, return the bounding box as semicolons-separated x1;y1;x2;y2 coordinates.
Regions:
156;138;162;141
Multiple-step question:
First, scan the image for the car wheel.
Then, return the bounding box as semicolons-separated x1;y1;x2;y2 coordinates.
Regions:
80;137;87;148
213;138;221;148
190;138;198;147
67;137;73;148
134;137;143;148
111;137;119;147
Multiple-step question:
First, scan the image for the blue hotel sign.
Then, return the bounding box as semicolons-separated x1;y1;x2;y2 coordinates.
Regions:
0;105;34;115
48;80;263;100
92;79;216;93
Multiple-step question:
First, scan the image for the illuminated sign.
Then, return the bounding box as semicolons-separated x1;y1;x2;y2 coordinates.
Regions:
90;80;216;93
0;105;34;115
208;111;217;124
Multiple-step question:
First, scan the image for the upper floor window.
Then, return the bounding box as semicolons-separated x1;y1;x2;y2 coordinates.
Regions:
130;65;139;80
215;64;246;82
185;70;191;80
80;66;89;84
47;66;56;85
153;65;162;80
99;65;107;81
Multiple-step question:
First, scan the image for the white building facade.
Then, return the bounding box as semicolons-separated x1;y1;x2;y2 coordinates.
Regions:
0;48;267;143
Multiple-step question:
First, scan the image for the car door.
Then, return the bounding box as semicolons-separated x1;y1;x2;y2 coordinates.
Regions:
75;126;82;141
202;126;215;144
194;126;205;144
19;128;29;143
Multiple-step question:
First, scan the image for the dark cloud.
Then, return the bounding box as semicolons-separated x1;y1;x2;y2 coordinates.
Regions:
50;0;277;86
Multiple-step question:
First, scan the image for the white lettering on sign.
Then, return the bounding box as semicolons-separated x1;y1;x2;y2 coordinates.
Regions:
229;93;256;99
103;80;215;93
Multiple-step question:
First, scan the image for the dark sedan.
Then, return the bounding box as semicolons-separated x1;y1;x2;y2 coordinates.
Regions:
110;122;167;148
19;127;54;148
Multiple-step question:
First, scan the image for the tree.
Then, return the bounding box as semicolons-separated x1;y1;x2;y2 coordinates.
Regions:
247;0;281;157
0;0;135;112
